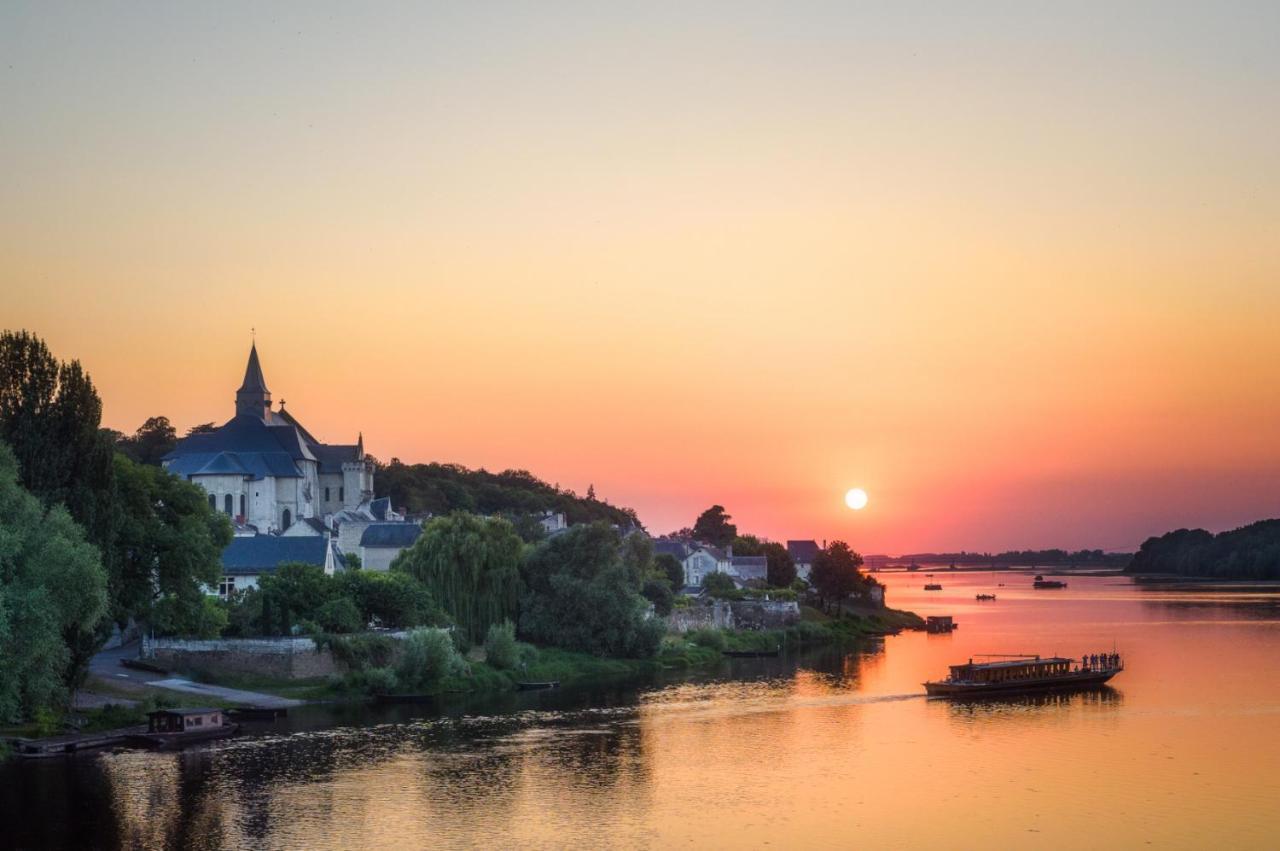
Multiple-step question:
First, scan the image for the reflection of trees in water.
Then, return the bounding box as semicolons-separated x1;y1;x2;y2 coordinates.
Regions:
0;756;124;848
1138;595;1280;620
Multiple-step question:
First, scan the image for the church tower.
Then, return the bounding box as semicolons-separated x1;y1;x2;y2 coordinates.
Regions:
235;343;273;420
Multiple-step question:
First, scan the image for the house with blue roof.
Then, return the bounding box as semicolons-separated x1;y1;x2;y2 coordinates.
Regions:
163;343;375;534
216;534;343;597
358;522;423;571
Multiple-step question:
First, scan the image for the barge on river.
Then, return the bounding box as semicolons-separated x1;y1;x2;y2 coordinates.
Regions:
924;654;1122;697
127;708;238;750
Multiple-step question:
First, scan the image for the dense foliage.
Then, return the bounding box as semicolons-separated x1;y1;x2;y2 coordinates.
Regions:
692;505;736;549
733;535;797;587
393;513;525;644
1126;520;1280;579
245;563;441;636
483;620;519;669
375;460;640;528
809;541;873;610
0;443;108;721
519;523;664;657
396;628;466;691
894;549;1128;567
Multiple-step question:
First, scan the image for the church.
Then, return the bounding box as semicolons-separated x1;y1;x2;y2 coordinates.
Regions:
163;344;375;534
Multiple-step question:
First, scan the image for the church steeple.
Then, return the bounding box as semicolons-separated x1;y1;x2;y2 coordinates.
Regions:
235;343;273;419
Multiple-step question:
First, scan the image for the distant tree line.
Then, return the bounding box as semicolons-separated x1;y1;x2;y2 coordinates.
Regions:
1126;520;1280;580
892;549;1130;567
375;459;641;531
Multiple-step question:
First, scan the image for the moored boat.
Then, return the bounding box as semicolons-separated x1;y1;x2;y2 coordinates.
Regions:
924;653;1122;697
975;593;997;601
1034;579;1067;589
925;615;957;633
516;680;561;690
924;583;943;591
127;708;238;750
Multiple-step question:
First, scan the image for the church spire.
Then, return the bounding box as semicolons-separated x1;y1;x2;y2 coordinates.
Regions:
235;342;273;419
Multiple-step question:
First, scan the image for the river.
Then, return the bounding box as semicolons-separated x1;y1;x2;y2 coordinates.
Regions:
4;572;1279;849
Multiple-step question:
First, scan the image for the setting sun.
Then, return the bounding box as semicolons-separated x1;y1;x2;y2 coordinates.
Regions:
845;488;869;511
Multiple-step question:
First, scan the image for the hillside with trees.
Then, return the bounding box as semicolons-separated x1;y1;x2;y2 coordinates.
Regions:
1126;520;1280;580
374;460;640;530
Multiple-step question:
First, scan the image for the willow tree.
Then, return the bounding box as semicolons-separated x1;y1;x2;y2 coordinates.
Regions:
393;513;524;643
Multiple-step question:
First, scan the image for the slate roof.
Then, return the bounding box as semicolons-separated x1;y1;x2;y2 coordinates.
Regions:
370;497;392;521
238;344;269;393
653;540;691;560
359;523;422;548
730;555;768;581
786;540;821;564
221;535;329;576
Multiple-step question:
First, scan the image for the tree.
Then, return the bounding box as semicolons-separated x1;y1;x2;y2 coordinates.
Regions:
0;443;108;721
396;628;466;691
112;455;232;630
761;541;797;588
586;484;596;501
393;513;524;644
115;416;178;466
701;571;739;599
186;422;217;436
483;620;519;669
257;563;336;634
692;505;736;548
809;541;866;612
335;570;437;630
654;553;685;588
641;579;674;616
316;597;363;634
519;523;664;657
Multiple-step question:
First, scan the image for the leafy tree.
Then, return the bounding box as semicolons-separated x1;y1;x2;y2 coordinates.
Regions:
0;443;108;721
1127;520;1280;580
112;455;232;629
393;513;524;643
809;541;866;611
316;597;363;634
701;571;739;599
0;331;117;673
483;620;519;669
692;505;736;548
732;535;796;587
257;563;336;634
654;553;685;588
115;416;178;466
641;579;675;616
396;628;466;691
151;594;227;639
186;422;218;436
519;523;664;657
335;570;436;630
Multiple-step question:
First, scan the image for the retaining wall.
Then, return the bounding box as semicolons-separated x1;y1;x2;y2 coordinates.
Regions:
142;636;341;680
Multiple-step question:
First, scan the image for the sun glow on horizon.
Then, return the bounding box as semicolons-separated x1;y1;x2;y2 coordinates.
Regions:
845;488;869;511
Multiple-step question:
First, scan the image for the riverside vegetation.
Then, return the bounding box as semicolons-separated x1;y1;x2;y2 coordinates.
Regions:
0;330;919;737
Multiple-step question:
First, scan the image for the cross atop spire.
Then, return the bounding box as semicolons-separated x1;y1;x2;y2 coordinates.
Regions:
235;342;273;419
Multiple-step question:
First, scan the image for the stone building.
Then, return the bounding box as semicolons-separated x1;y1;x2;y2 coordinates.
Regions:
163;344;375;534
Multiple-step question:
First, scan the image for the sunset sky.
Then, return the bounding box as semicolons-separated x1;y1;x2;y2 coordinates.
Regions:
3;3;1278;553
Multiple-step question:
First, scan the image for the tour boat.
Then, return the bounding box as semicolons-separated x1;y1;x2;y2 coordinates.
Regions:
975;593;997;601
924;654;1122;697
925;616;957;633
924;583;943;591
1033;579;1068;589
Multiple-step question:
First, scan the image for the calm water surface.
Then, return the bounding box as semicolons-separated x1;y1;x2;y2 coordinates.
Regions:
5;573;1280;849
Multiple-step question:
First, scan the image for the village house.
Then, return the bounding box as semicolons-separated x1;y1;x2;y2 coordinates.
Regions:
786;540;821;581
359;522;423;571
216;534;342;598
654;540;769;588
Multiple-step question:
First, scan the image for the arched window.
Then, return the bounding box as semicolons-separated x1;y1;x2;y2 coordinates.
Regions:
239;494;246;518
208;494;217;510
282;509;292;531
224;494;233;516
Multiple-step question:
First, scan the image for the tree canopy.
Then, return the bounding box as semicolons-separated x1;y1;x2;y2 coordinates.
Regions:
1127;520;1280;580
0;442;107;721
733;535;797;588
519;524;663;657
375;460;641;529
692;505;736;548
809;541;868;609
114;416;178;466
393;513;525;643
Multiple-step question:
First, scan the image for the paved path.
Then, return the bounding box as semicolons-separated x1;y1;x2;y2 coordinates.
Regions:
146;678;302;709
89;641;302;709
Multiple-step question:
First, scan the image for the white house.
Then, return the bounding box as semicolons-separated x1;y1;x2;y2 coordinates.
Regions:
787;540;821;581
359;522;423;571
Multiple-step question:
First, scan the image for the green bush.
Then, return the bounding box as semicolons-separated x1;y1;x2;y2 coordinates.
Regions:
687;628;727;651
396;628;466;692
484;620;519;669
316;597;363;634
641;579;675;616
360;667;399;695
313;633;398;670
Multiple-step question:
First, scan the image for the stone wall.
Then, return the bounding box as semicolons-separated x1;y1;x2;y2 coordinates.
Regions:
729;600;801;630
666;601;734;633
143;636;341;680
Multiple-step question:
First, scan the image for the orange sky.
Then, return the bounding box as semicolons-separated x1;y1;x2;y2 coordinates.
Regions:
3;4;1278;552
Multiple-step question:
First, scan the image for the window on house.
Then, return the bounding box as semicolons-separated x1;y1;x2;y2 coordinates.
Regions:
239;494;246;517
325;487;330;502
339;487;344;502
282;509;292;530
218;576;236;597
208;494;217;510
224;494;233;516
